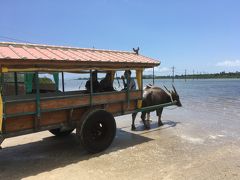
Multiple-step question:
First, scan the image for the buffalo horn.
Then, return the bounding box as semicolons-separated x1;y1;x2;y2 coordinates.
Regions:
164;85;172;94
172;84;178;94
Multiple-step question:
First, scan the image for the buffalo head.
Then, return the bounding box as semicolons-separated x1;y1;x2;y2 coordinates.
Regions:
164;85;182;107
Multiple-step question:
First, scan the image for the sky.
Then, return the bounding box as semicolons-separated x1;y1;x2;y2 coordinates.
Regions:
0;0;240;75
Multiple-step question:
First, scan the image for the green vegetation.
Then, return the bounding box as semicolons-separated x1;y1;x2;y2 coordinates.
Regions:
39;77;54;84
143;71;240;79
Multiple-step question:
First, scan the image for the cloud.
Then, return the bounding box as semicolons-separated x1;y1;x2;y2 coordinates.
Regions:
157;67;172;73
145;67;171;73
216;60;240;67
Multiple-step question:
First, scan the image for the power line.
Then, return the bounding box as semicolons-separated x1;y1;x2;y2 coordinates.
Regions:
172;66;175;83
185;69;187;82
0;35;33;43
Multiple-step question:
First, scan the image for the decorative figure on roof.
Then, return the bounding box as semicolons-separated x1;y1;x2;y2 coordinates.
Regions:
133;47;140;55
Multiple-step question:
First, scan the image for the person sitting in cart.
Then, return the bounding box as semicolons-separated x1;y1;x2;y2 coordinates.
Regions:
121;70;136;90
85;71;100;93
99;72;115;92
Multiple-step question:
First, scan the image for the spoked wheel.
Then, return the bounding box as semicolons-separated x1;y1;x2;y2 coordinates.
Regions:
49;128;75;137
78;109;116;153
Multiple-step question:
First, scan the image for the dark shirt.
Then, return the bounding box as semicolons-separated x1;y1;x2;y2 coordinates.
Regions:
85;80;100;93
99;78;114;92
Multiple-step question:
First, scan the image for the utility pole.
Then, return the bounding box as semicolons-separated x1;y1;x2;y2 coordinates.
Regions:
185;69;187;82
172;66;175;83
152;67;155;85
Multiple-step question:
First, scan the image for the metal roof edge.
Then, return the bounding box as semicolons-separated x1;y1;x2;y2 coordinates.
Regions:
0;41;135;54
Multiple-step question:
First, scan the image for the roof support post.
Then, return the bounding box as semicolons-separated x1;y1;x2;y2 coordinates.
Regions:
0;72;6;134
153;67;155;85
126;72;130;108
61;72;65;93
14;72;18;95
90;69;93;106
34;72;41;130
136;69;143;108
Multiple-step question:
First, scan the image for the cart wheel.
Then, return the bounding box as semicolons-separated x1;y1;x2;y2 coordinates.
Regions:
49;128;74;137
78;109;116;153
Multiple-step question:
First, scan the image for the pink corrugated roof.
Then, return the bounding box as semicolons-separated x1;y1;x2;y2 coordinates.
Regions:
0;42;160;68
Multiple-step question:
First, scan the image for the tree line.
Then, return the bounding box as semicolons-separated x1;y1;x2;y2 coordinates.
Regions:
143;71;240;79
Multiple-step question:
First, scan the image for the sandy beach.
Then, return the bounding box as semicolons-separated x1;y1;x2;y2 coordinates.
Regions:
0;105;240;180
1;0;240;179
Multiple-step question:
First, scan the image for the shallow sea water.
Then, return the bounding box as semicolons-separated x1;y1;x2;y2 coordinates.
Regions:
62;78;240;139
1;78;240;180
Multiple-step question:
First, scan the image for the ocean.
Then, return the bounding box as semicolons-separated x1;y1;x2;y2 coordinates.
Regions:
61;78;240;139
150;79;240;139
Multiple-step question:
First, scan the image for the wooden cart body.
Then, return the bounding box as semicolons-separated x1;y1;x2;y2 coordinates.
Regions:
0;42;173;152
3;90;142;138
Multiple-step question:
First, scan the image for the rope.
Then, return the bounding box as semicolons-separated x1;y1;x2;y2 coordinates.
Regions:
78;81;84;89
165;106;178;110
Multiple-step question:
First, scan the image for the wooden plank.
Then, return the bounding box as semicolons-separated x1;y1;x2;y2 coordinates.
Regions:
0;59;157;70
5;101;36;114
5;115;34;132
71;108;87;121
40;110;68;126
40;95;89;110
5;91;141;115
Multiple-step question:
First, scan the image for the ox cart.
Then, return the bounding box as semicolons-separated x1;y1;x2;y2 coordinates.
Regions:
0;42;176;153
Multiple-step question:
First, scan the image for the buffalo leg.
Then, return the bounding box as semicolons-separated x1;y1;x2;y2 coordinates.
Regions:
147;113;150;121
146;112;151;128
141;112;150;129
146;112;153;122
131;112;137;130
157;108;164;126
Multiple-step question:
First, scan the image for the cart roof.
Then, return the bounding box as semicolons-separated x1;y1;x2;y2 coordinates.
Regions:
0;42;160;72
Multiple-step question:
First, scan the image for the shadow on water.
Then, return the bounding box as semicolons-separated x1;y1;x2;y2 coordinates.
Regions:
131;120;180;134
0;129;152;179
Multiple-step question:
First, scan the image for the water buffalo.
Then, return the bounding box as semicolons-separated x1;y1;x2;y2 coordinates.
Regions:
131;84;182;130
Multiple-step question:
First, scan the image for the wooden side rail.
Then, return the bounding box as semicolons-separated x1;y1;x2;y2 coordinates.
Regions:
2;91;141;135
5;91;141;116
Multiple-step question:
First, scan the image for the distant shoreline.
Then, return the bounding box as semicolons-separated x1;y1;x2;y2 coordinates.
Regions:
142;77;240;80
143;71;240;80
75;77;240;80
75;72;240;80
76;71;240;80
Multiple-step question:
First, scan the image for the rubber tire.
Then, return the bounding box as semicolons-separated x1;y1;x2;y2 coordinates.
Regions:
78;109;116;153
49;128;74;137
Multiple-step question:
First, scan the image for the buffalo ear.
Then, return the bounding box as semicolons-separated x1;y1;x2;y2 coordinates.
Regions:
146;84;152;89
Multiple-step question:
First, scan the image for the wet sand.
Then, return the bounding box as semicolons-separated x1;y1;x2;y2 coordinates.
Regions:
0;108;240;180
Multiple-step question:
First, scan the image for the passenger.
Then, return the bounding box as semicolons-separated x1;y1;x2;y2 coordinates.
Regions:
85;71;100;93
121;70;136;90
100;72;115;92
